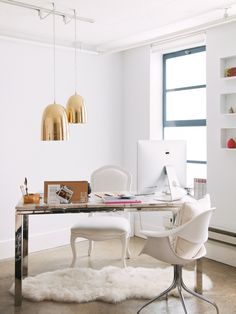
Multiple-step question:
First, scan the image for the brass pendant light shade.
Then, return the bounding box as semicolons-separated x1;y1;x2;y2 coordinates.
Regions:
41;3;69;141
41;103;69;141
67;93;87;123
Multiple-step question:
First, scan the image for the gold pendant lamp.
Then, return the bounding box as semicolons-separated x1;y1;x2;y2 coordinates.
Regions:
66;9;87;124
41;103;69;140
41;3;69;141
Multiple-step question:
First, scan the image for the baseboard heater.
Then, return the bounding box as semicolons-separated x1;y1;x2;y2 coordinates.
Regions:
208;227;236;247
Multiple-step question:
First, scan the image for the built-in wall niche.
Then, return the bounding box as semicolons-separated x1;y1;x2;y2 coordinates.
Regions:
220;55;236;78
221;128;236;149
220;93;236;115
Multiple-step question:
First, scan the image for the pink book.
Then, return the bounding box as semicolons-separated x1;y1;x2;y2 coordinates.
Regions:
103;199;142;204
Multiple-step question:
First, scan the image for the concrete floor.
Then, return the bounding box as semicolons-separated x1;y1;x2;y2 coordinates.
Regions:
0;236;235;314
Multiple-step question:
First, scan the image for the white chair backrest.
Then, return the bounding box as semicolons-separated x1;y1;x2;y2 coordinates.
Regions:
90;165;132;192
176;208;215;244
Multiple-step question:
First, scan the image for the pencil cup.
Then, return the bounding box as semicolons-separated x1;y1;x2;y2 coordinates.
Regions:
23;193;40;204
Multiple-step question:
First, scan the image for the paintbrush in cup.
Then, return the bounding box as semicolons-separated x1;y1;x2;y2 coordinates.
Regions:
24;177;28;195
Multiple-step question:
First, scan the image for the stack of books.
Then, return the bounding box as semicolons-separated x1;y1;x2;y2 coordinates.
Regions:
96;193;142;204
193;178;207;200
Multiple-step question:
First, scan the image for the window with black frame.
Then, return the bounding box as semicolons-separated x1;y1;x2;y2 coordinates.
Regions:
163;46;206;187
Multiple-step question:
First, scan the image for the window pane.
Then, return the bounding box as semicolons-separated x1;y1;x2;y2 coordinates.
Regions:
187;163;207;188
166;51;206;89
166;88;206;121
164;126;206;161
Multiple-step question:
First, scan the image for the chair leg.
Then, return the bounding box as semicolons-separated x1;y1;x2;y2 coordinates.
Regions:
70;233;77;268
126;237;131;259
181;279;219;314
88;240;94;256
137;269;177;314
177;285;188;314
176;266;188;314
121;235;128;267
137;264;219;314
88;213;94;256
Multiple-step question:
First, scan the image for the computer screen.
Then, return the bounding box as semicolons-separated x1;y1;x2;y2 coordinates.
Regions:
137;140;186;200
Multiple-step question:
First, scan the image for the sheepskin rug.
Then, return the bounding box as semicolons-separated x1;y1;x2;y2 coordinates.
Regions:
10;266;212;303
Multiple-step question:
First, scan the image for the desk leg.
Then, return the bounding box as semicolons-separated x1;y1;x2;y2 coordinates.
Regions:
195;258;203;294
23;215;28;278
15;213;23;306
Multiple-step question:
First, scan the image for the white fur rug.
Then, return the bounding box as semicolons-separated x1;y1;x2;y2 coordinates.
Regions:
10;266;212;303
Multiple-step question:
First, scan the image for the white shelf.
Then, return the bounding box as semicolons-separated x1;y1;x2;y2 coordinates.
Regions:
221;148;236;150
221;76;236;80
220;93;236;114
221;128;236;149
220;55;236;78
220;57;236;149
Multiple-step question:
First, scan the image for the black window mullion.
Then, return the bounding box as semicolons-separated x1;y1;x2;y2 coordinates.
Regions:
187;160;207;164
166;84;206;93
164;119;206;127
163;45;205;61
162;45;206;167
162;51;167;134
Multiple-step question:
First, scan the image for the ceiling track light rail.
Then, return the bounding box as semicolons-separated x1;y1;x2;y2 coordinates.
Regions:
38;8;53;20
0;0;94;24
223;7;230;19
37;8;72;24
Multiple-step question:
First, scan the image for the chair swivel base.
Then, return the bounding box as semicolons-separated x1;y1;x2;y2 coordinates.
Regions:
137;265;219;314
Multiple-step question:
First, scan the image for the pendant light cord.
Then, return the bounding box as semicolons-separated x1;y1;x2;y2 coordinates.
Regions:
74;9;77;94
53;2;56;103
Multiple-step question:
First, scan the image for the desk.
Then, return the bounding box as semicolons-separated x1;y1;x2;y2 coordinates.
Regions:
14;195;202;306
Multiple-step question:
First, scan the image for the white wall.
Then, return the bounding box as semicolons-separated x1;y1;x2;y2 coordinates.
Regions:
122;46;163;189
0;38;123;259
207;22;236;233
122;46;151;191
122;47;164;232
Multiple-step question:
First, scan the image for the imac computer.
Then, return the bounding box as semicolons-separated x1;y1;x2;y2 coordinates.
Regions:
137;140;187;201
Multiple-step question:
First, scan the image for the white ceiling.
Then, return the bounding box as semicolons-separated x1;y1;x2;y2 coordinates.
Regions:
0;0;236;53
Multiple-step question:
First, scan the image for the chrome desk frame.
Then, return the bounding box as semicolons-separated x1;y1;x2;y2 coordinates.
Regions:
15;197;202;306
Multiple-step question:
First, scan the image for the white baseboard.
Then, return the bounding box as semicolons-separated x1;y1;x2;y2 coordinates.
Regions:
0;228;76;260
206;240;236;267
0;238;14;260
0;216;135;261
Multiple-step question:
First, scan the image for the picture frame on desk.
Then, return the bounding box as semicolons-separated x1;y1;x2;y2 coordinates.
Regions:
44;181;88;204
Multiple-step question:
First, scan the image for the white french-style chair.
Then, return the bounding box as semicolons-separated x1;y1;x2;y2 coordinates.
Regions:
137;205;219;314
70;165;132;268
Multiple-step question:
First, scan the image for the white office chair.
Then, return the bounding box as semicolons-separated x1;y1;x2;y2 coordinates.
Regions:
137;199;219;314
70;165;132;268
